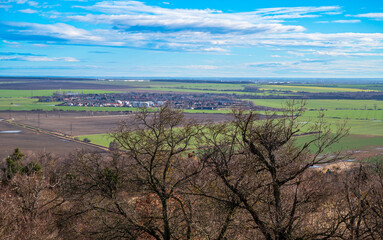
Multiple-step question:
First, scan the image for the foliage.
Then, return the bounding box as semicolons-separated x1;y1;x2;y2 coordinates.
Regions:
2;148;41;181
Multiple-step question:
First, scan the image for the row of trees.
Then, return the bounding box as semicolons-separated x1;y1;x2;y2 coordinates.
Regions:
1;103;383;239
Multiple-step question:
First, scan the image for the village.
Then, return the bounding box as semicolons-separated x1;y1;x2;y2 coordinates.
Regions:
36;91;253;110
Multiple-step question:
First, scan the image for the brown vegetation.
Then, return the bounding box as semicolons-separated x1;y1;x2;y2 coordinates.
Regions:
1;103;383;239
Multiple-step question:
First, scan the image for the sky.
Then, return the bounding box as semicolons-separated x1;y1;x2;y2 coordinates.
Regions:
0;0;383;78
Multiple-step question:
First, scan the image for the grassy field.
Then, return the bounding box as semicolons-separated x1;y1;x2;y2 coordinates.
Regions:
248;99;383;110
79;134;112;147
295;134;383;153
138;83;374;94
293;84;383;91
80;130;383;152
0;89;125;98
0;97;147;112
91;80;248;91
295;116;383;136
139;86;291;96
123;81;378;93
302;110;383;120
259;85;377;93
1;81;382;153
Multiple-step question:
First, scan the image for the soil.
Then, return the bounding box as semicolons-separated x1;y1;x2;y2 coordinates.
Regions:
0;120;105;159
0;111;234;136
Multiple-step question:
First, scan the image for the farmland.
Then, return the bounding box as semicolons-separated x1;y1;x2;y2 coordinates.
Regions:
0;120;104;159
0;77;382;156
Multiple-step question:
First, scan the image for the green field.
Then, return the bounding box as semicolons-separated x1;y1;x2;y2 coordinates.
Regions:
0;89;125;98
291;84;383;91
259;85;377;93
248;99;383;110
78;117;383;153
0;97;146;112
295;134;383;153
1;81;383;153
79;134;112;147
138;86;292;96
79;130;383;152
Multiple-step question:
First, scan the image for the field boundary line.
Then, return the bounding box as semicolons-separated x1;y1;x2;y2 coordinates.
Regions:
4;119;110;152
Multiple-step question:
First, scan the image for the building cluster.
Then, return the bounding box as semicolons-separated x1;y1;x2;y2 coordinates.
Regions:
37;92;251;110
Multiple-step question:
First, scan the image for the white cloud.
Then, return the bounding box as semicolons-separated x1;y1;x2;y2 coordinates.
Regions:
6;22;104;42
353;13;383;19
32;43;48;47
287;51;305;56
0;55;79;62
69;1;306;34
18;8;37;13
6;20;383;54
247;59;383;75
204;47;228;52
181;65;219;70
27;1;38;7
333;20;360;23
317;19;361;23
6;0;28;4
0;4;12;10
313;50;383;57
253;6;341;20
3;1;383;58
3;40;19;44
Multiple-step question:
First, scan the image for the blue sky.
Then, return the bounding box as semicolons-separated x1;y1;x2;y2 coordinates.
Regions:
1;0;383;78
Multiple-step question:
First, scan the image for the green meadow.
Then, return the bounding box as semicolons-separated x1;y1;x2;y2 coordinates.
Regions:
1;83;382;153
293;84;383;91
0;89;125;98
248;99;383;110
259;85;377;93
79;134;112;147
294;134;383;153
0;97;145;112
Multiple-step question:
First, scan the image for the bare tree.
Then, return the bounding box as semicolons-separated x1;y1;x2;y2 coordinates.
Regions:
112;105;205;240
199;100;349;239
333;160;383;239
61;106;204;239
